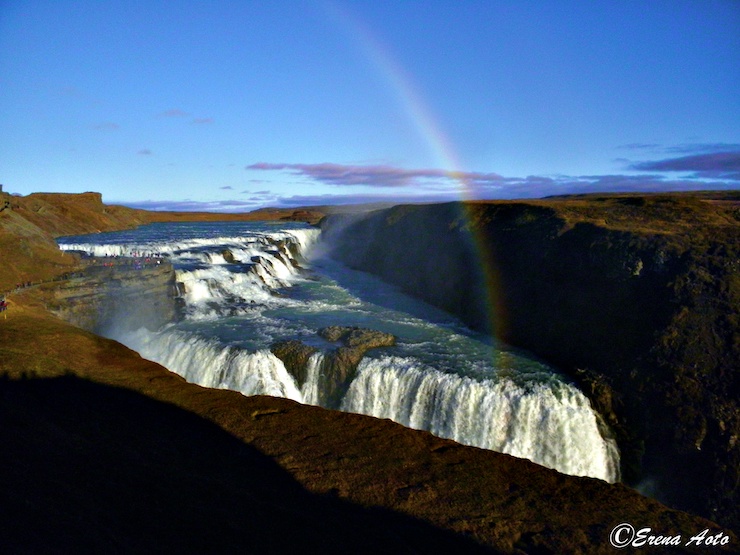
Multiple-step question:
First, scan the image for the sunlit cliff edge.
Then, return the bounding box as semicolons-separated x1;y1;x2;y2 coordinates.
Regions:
0;190;737;552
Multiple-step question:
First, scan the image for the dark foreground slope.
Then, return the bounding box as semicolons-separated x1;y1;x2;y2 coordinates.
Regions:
321;193;740;531
0;305;732;554
0;375;493;555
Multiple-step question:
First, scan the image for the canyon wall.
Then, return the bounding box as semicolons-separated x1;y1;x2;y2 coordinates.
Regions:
47;260;181;336
321;195;740;530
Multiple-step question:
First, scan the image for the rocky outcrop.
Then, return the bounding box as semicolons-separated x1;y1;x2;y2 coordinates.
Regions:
270;339;318;385
321;194;740;531
272;326;396;407
221;248;237;263
317;326;396;407
47;259;181;335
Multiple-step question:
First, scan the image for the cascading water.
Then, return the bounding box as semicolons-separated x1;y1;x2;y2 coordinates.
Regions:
300;352;325;406
124;328;302;401
58;220;620;483
342;356;619;481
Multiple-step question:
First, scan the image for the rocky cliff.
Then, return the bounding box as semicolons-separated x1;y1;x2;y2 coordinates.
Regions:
46;260;181;335
272;326;396;407
321;193;740;530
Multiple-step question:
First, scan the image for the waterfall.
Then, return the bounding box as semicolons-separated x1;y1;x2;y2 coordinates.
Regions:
60;227;321;319
58;222;621;484
300;352;325;406
124;328;302;401
341;356;620;483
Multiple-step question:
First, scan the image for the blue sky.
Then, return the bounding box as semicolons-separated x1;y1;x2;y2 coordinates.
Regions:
1;0;738;211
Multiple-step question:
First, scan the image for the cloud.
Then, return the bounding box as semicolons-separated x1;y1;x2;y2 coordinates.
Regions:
692;171;740;181
121;158;740;214
240;189;274;196
246;160;740;203
663;143;740;155
137;149;153;156
119;199;265;212
618;143;661;151
159;108;190;118
246;162;505;188
192;117;214;125
630;150;740;175
272;192;457;207
618;142;740;155
93;122;120;131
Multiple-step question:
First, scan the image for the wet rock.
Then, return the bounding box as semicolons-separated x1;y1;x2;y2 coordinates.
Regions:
317;327;396;408
271;340;318;386
319;326;396;349
221;249;236;263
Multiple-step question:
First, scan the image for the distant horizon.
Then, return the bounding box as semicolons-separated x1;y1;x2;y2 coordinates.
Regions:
1;1;738;211
6;186;739;215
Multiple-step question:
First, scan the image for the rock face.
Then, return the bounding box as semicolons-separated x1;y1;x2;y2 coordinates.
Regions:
47;259;181;335
272;326;396;407
321;194;740;531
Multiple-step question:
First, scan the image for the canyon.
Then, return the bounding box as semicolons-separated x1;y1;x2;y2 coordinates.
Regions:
1;190;736;552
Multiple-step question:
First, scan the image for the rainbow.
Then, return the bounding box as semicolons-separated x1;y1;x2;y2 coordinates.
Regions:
324;1;507;340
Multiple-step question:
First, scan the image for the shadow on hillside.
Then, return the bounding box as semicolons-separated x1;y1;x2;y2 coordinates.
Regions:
0;375;497;554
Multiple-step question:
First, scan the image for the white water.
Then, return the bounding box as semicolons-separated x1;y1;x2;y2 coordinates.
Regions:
58;221;620;483
300;352;324;406
125;327;303;400
342;356;620;481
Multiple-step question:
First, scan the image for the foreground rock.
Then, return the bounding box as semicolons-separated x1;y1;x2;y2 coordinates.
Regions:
0;307;734;553
321;193;740;530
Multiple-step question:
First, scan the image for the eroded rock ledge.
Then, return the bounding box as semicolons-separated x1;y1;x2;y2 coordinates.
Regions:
46;258;181;335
